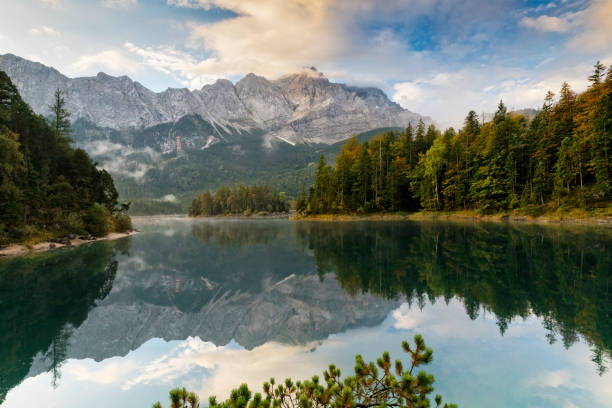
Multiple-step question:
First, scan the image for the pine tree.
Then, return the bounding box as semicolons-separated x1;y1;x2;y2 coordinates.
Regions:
156;337;456;408
463;110;480;148
49;89;72;142
415;119;427;154
606;64;612;85
588;60;606;86
494;100;507;124
296;184;307;213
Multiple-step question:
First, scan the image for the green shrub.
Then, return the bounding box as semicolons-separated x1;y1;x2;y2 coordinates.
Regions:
56;212;86;235
113;213;132;232
84;203;110;237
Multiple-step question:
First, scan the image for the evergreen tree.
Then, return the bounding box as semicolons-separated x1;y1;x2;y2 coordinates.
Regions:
414;119;427;154
49;89;72;142
493;100;507;124
154;337;456;408
297;60;610;215
588;60;606;86
0;71;125;242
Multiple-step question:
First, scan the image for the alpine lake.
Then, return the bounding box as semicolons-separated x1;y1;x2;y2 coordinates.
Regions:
1;217;610;407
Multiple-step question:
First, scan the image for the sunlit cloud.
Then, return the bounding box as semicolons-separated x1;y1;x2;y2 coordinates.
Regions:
123;42;220;88
568;0;612;51
73;50;140;75
520;15;575;33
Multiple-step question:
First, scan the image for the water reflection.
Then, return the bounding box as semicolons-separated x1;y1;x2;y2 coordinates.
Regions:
295;221;612;374
0;240;128;403
1;218;610;408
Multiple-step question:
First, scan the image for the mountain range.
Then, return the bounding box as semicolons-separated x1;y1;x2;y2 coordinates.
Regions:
0;54;428;146
0;54;429;203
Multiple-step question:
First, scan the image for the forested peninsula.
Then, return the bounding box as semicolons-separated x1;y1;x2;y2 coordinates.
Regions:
297;62;612;219
189;184;289;217
0;72;131;248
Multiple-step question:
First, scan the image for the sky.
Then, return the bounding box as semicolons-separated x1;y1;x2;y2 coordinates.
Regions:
0;0;611;127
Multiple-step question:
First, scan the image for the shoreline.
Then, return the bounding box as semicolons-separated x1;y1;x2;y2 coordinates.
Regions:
292;211;612;226
0;230;139;258
186;212;292;219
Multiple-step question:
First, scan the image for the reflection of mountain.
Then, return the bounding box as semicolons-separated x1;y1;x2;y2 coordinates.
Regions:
297;221;612;374
4;219;611;402
0;241;125;404
58;220;400;362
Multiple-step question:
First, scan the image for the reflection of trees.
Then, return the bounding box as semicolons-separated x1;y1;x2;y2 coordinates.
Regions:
191;221;283;248
297;221;612;374
0;240;126;402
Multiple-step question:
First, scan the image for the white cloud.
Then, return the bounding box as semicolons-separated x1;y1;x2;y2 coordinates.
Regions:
167;0;213;8
160;0;360;79
79;140;164;181
124;42;220;88
392;82;424;106
520;15;573;32
391;60;601;128
520;0;612;52
569;0;612;51
101;0;137;8
72;49;140;74
28;26;61;37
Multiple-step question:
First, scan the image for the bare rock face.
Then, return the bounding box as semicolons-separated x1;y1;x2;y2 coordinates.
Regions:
0;54;431;145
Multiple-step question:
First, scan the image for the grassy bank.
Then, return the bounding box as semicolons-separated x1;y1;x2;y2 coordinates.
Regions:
293;204;612;225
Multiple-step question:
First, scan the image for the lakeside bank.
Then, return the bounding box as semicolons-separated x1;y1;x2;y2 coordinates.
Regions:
0;230;139;258
293;210;612;226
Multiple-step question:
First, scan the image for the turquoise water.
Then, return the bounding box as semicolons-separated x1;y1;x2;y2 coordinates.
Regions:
1;218;610;407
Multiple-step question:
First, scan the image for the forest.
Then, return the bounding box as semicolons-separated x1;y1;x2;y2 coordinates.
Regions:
0;72;130;245
298;62;612;215
189;184;289;217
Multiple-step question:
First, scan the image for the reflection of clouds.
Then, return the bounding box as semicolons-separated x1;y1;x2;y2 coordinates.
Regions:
123;338;220;389
68;360;139;385
122;338;332;400
4;300;611;408
120;256;150;272
524;370;578;389
163;229;176;237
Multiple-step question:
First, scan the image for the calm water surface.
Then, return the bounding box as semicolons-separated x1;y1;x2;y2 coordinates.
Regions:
1;218;610;407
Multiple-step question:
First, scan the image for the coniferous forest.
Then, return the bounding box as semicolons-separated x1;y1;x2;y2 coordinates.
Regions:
298;62;612;215
189;184;289;217
0;72;129;245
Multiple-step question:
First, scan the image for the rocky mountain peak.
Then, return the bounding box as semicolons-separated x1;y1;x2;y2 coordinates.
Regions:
0;54;431;145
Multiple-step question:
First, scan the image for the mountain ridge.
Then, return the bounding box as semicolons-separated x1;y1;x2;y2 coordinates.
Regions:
0;53;430;145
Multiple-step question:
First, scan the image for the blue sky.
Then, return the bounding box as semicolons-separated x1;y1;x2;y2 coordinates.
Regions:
1;0;610;126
